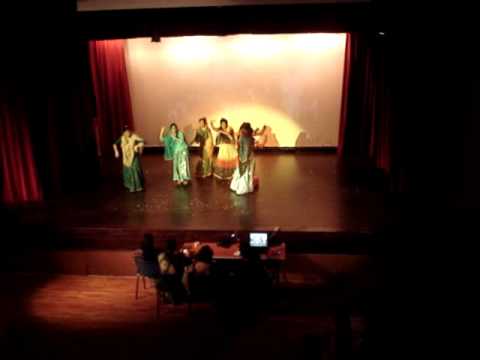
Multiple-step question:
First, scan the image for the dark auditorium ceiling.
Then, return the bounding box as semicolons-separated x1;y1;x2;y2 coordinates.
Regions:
78;0;371;11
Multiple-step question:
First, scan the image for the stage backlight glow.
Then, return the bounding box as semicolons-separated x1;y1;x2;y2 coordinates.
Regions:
128;33;345;64
163;36;219;64
210;104;303;147
291;33;345;53
125;33;346;147
227;35;286;58
128;36;219;64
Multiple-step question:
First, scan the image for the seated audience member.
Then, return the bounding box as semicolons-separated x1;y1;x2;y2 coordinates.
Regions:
134;233;159;262
161;238;188;278
132;234;160;288
183;245;214;299
214;242;271;328
240;244;272;294
157;238;187;304
234;243;272;319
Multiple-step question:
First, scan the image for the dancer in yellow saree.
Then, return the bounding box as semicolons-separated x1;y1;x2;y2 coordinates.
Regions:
211;118;237;180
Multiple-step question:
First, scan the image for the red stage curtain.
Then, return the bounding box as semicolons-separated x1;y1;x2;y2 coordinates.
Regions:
338;33;393;186
89;40;134;157
0;96;43;203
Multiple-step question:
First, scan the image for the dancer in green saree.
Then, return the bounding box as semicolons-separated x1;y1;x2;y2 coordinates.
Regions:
191;117;214;178
113;129;145;192
160;123;191;186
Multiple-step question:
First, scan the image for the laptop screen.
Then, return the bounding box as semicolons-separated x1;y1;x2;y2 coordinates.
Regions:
249;232;268;247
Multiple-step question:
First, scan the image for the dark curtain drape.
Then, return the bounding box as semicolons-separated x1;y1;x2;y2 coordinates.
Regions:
89;40;134;158
338;32;393;189
0;94;43;203
36;39;99;195
1;2;98;200
77;3;375;40
0;27;45;204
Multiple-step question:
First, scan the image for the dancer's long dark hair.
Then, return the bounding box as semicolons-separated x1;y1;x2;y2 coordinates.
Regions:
220;118;228;129
169;123;179;137
239;122;254;137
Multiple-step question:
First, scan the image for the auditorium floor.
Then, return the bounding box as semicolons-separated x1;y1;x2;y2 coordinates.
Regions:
0;274;366;360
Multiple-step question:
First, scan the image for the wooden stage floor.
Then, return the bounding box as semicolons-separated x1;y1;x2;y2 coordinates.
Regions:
5;152;394;252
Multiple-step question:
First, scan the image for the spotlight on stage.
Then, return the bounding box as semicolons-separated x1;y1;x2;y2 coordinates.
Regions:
151;34;161;43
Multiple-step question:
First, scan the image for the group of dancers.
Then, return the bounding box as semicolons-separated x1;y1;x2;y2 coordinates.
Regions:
113;118;263;195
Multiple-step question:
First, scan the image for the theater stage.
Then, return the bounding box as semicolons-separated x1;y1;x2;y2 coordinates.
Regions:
7;152;392;254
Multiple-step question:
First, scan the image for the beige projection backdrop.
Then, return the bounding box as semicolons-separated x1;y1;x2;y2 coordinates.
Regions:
125;33;346;147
